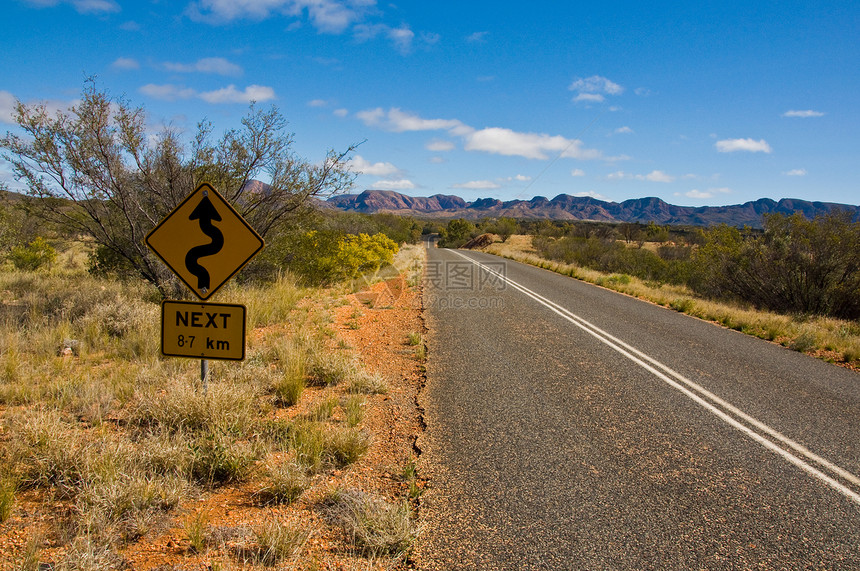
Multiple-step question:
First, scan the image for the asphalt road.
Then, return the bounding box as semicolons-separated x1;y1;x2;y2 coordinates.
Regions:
416;246;860;570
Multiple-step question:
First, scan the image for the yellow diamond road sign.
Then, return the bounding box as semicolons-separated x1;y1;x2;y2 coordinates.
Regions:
145;183;264;300
161;300;246;361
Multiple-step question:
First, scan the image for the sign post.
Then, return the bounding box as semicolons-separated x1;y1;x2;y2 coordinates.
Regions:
145;183;264;386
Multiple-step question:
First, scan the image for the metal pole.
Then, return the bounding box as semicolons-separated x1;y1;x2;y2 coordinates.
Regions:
201;359;209;394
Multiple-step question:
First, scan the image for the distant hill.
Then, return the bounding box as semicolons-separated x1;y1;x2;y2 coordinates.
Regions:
326;189;860;228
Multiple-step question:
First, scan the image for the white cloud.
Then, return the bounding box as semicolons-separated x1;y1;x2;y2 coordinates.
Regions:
464;127;603;160
451;180;500;190
420;32;441;46
140;84;197;101
685;189;712;199
308;99;328;107
111;57;140;71
73;0;119;12
614;126;633;134
569;75;623;103
356;107;465;133
466;31;488;42
682;187;732;199
333;108;348;117
353;23;418;54
374;179;415;190
784;168;807;176
571;169;585;177
783;110;825;118
163;57;243;76
347;155;400;176
715;138;772;153
573;93;605;103
0;91;18;124
24;0;120;13
186;0;374;33
574;190;607;200
388;26;415;54
140;83;275;103
425;139;455;152
199;84;276;103
606;170;675;183
357;106;615;161
641;170;674;183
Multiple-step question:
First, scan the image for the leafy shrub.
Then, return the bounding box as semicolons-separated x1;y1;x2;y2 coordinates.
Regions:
689;212;860;319
9;237;56;271
534;236;679;284
87;244;138;280
438;218;476;248
282;230;399;285
337;232;399;279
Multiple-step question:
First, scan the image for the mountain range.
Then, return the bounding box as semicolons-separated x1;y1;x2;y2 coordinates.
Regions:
325;190;860;228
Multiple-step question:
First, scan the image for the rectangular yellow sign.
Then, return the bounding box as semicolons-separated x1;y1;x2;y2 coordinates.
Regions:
161;300;246;361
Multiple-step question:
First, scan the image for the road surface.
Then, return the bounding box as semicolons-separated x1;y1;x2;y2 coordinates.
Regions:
416;246;860;570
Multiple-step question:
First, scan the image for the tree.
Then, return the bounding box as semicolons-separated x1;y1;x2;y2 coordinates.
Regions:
492;217;518;242
439;218;476;247
1;80;356;297
690;212;860;319
619;222;643;244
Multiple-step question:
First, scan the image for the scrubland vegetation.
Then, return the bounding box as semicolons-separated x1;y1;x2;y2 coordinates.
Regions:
0;238;421;567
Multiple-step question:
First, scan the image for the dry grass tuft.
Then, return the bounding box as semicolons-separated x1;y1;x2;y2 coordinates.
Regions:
329;488;418;558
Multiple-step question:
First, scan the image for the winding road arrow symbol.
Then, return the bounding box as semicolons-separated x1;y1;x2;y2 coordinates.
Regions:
185;194;224;292
145;182;264;300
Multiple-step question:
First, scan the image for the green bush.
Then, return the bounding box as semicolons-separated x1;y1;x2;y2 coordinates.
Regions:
281;230;399;285
534;235;683;284
438;218;476;248
689;212;860;319
337;232;399;279
9;237;56;271
87;244;138;279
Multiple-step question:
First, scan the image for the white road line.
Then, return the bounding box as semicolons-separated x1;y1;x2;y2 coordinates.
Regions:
451;250;860;506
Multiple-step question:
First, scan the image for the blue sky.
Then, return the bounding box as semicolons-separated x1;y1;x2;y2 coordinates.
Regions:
1;0;858;206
